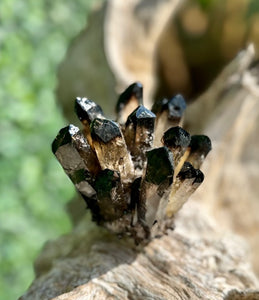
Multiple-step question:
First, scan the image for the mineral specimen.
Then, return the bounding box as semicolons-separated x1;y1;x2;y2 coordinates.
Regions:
187;135;212;169
52;84;211;243
162;126;191;168
124;105;156;173
116;82;143;124
166;162;204;217
152;94;187;146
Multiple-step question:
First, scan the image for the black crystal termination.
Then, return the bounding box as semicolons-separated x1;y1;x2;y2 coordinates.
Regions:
126;105;156;129
116;82;143;114
91;118;121;144
152;94;187;120
75;97;104;123
152;94;187;147
177;162;199;181
162;126;191;168
52;124;77;154
162;126;191;149
189;135;212;156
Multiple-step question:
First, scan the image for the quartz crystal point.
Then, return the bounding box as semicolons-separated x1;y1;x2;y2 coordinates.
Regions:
187;135;212;168
90;118;135;183
52;83;210;243
162;126;191;175
167;162;204;217
52;125;99;217
138;147;174;228
124;105;156;173
152;94;187;146
74;97;104;147
67;125;101;176
116;82;143;124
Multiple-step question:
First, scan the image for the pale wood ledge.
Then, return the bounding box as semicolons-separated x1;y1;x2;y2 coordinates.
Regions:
20;200;258;300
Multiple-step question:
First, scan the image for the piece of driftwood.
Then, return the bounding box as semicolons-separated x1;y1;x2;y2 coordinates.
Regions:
20;202;259;300
20;46;259;299
185;44;259;276
21;0;259;297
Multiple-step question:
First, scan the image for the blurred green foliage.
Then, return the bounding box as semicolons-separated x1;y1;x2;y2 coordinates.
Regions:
197;0;216;10
0;0;98;298
247;0;259;18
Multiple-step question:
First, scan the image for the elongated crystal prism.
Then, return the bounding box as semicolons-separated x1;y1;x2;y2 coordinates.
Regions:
124;105;156;173
167;162;204;217
91;118;135;183
162;126;191;170
52;125;99;217
152;94;187;146
75;97;104;147
139;147;174;227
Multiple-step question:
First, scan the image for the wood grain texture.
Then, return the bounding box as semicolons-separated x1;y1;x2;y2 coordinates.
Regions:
20;199;258;300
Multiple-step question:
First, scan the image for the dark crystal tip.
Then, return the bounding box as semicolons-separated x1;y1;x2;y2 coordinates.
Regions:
116;82;143;113
162;126;191;148
190;135;212;155
151;94;186;118
91;118;121;143
177;162;197;180
193;169;204;184
51;124;79;154
126;105;156;127
75;97;104;123
168;94;187;119
177;162;204;184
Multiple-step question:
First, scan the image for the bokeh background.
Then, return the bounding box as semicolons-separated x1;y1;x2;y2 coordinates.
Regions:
1;0;259;299
0;1;97;299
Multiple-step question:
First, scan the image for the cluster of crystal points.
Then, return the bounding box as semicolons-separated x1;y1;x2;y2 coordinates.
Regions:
52;82;211;243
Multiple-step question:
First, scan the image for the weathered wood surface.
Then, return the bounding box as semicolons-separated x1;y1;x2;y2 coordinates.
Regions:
20;2;259;299
20;201;258;300
21;45;259;300
185;44;259;276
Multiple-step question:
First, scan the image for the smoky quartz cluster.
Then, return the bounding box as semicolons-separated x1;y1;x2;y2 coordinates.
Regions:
52;83;211;243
